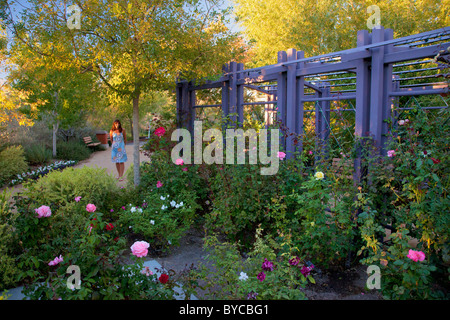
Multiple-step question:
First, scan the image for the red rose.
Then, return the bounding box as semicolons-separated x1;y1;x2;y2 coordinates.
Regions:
105;223;114;231
154;127;166;138
431;157;441;164
159;273;169;284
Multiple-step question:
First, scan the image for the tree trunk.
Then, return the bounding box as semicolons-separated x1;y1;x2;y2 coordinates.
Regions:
52;92;59;158
132;94;140;186
129;118;133;141
52;120;59;158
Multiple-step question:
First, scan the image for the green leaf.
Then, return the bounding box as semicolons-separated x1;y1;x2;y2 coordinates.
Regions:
432;173;439;182
394;260;403;266
31;256;39;268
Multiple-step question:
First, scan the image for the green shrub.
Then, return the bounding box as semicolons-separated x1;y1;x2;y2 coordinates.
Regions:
0;189;19;291
24;144;52;166
137;150;209;205
13;198;88;285
55;141;92;161
0;145;29;185
118;189;200;253
21;166;119;210
195;229;314;300
20;210;176;300
356;107;449;299
205;156;306;249
290;173;359;268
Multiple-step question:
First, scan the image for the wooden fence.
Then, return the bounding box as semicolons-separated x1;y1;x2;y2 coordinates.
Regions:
176;26;450;181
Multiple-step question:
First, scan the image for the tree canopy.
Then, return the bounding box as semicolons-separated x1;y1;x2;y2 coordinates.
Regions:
1;0;245;185
232;0;450;67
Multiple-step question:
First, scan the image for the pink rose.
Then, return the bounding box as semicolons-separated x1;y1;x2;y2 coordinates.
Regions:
277;151;286;160
48;255;63;266
175;158;184;165
156;181;163;188
35;205;52;218
154;127;166;137
182;167;188;172
74;196;81;202
387;150;396;158
86;204;96;212
130;241;150;258
407;249;425;262
141;266;153;277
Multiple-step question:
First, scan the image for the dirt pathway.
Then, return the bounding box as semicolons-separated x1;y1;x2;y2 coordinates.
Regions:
0;141;150;206
73;142;151;185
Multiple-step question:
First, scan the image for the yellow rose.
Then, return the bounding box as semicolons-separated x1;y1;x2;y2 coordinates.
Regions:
314;171;324;180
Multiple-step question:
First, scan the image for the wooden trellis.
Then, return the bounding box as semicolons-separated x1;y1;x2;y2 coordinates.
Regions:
176;26;450;182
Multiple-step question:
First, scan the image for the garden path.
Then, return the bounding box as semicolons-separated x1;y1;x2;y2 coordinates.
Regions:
73;140;151;185
1;140;150;202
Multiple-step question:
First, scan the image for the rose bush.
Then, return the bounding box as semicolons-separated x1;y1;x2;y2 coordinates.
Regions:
195;228;314;300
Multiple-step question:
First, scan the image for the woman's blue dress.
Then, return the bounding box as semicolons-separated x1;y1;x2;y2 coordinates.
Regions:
111;131;128;163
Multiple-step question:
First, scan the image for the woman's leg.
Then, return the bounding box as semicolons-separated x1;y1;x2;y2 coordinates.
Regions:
115;163;120;178
119;163;125;178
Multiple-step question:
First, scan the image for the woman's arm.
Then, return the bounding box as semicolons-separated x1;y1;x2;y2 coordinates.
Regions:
123;129;127;144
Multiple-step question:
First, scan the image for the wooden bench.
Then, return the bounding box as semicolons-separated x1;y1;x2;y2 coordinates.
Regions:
83;136;101;148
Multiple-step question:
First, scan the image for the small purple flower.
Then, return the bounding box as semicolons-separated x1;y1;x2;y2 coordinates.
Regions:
261;258;274;271
289;256;300;266
122;206;126;210
110;209;114;212
257;271;266;282
300;263;315;277
247;291;258;300
300;266;311;276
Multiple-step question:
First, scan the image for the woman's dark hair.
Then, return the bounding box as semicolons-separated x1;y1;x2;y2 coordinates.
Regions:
112;119;123;133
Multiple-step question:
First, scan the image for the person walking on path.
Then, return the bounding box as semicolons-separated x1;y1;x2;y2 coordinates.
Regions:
110;119;128;181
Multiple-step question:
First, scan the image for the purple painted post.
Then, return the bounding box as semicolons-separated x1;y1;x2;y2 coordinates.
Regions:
381;28;394;153
277;51;287;150
354;29;372;184
229;61;238;126
392;74;400;120
317;83;331;159
176;80;182;127
222;63;230;148
237;63;245;127
188;80;196;134
369;27;386;154
296;50;305;155
181;81;190;132
286;48;298;157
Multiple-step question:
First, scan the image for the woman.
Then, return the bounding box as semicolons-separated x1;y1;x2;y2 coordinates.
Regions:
110;119;128;181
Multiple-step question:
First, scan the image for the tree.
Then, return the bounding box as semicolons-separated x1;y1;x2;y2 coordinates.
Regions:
6;36;99;157
0;17;34;145
232;0;450;67
1;0;244;185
